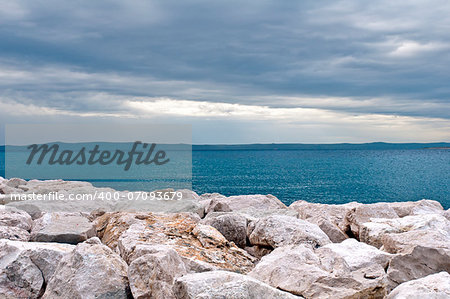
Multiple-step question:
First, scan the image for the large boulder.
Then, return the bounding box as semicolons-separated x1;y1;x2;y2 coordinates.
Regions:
386;245;450;291
201;212;248;248
202;194;291;217
360;213;450;248
0;205;33;231
192;224;228;248
173;270;300;298
322;238;392;272
0;239;74;299
43;237;131;299
98;212;256;273
289;200;360;242
30;212;96;244
381;229;450;254
248;215;331;249
387;271;450;299
379;229;450;290
249;244;387;298
386;199;443;217
346;203;399;239
128;246;187;299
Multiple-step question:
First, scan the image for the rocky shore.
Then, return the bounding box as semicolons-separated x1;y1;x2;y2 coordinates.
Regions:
1;177;449;298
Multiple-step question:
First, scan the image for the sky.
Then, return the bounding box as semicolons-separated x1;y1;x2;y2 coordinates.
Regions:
0;0;449;144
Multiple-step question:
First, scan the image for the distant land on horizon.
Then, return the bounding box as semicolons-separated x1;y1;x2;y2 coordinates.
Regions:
1;142;450;151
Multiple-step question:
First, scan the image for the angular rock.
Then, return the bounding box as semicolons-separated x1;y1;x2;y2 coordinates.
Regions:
322;238;392;271
5;178;27;188
289;200;360;242
98;212;255;273
381;229;450;254
360;213;450;248
43;237;130;299
249;244;387;298
386;244;450;291
0;252;44;298
0;239;74;298
347;203;399;239
0;225;30;241
174;270;300;299
386;199;443;217
204;197;232;214
248;215;331;249
0;184;24;195
30;212;96;244
203;194;290;217
201;212;248;248
244;245;273;259
180;256;218;273
192;224;228;248
0;205;33;231
128;247;187;299
381;229;450;290
387;271;450;299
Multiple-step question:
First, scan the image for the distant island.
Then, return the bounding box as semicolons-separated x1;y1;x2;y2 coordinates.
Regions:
191;142;450;151
1;142;450;151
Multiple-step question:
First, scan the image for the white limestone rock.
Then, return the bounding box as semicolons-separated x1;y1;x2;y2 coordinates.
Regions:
174;270;301;298
387;271;450;299
0;225;30;241
30;212;96;244
128;247;187;299
347;203;399;239
42;237;131;299
322;238;392;271
201;212;248;248
360;213;450;248
249;244;387;298
0;205;33;231
289;200;361;242
0;239;74;298
248;215;331;249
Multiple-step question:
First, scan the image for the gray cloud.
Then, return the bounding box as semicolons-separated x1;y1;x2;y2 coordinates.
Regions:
0;0;449;142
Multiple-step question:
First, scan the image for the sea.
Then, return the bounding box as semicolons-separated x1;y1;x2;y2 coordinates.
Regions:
1;144;449;209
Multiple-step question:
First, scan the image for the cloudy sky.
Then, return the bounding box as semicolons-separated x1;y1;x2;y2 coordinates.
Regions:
1;0;449;143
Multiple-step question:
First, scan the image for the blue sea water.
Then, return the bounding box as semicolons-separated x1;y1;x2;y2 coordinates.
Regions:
1;148;449;209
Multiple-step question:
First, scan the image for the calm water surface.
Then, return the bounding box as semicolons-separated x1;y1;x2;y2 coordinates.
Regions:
1;149;449;208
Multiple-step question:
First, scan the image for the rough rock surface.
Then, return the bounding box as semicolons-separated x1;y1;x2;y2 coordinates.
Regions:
30;212;97;244
97;212;256;273
322;238;392;271
0;239;74;298
0;205;33;231
174;270;300;299
42;237;130;299
1;178;449;299
3;179;204;216
386;244;450;290
347;203;399;239
128;246;187;299
249;244;387;298
248;215;331;249
387;271;450;299
381;229;450;254
289;200;360;242
360;213;450;248
202;194;293;218
201;212;248;248
386;199;443;217
0;225;30;241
